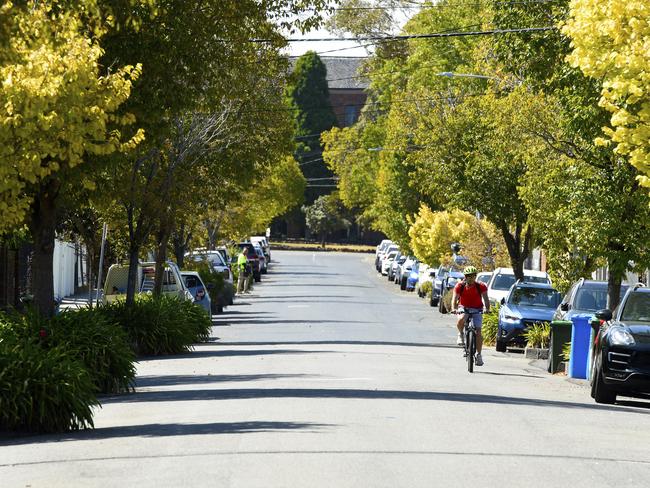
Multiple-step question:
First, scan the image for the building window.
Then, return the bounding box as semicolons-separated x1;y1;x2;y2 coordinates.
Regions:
344;105;358;126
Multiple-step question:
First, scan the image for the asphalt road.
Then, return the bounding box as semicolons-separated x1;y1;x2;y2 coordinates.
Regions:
2;250;650;487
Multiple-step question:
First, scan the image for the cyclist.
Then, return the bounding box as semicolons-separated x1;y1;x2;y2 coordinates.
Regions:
451;266;490;366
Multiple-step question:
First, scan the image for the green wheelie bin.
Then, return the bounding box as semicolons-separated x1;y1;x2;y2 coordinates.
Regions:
548;320;573;373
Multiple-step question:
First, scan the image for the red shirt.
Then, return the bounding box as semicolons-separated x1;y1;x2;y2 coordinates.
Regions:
454;281;487;309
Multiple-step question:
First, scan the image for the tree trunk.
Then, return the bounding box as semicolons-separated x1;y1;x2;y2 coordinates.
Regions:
126;244;140;306
30;179;60;318
172;221;192;268
153;221;172;296
607;265;623;311
499;223;532;281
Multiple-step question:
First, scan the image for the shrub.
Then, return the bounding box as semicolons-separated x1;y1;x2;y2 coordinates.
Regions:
4;309;136;394
99;294;211;356
524;322;551;348
0;334;98;433
420;281;432;296
482;304;499;346
562;341;572;361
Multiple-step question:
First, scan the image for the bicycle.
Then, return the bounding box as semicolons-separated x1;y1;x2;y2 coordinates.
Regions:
455;308;482;373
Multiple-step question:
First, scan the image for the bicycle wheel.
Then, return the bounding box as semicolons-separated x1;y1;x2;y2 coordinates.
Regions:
467;329;475;373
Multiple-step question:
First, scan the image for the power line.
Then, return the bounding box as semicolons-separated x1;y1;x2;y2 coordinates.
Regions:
324;0;560;10
250;26;557;43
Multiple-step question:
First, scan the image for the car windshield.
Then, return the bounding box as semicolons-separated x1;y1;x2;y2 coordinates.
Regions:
477;274;491;285
620;293;650;322
574;285;628;311
493;274;548;290
509;287;560;308
492;274;516;290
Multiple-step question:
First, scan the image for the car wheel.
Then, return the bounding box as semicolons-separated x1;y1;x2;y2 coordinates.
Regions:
438;297;447;314
496;340;507;353
400;278;407;290
254;274;261;282
217;304;224;313
430;296;438;307
592;364;616;404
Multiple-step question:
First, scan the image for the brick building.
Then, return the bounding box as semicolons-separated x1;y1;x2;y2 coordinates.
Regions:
319;57;368;127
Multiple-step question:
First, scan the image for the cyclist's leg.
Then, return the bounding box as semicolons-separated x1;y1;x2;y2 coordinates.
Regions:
472;312;484;354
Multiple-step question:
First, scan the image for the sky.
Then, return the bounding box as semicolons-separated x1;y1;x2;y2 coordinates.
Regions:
284;5;412;59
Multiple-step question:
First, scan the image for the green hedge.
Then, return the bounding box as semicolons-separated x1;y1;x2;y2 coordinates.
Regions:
482;304;499;346
5;309;136;394
99;294;212;355
0;334;98;433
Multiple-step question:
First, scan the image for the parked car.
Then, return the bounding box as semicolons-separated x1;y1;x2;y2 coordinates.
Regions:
187;250;233;284
476;271;492;286
388;253;406;282
377;243;398;272
438;270;465;314
554;278;629;322
496;281;561;352
237;242;261;282
406;262;421;292
251;236;271;263
591;285;650;404
215;246;231;267
396;256;417;290
181;271;211;315
416;265;435;298
486;267;551;306
254;245;268;274
102;261;193;304
430;265;450;307
381;250;399;275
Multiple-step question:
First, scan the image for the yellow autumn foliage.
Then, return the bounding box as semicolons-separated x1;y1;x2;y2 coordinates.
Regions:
0;1;143;233
564;1;650;186
408;205;510;269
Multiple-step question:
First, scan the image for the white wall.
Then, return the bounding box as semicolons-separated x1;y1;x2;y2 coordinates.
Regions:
53;239;76;299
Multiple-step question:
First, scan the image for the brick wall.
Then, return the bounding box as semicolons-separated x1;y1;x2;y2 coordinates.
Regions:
330;89;367;127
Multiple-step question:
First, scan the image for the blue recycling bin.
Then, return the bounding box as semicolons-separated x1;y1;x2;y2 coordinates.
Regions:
568;315;592;379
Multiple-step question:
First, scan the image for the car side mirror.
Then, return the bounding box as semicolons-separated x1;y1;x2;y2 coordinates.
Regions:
595;309;612;322
500;298;506;305
560;302;569;311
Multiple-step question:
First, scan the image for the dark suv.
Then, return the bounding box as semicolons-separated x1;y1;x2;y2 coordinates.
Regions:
237;242;261;282
554;279;628;321
591;285;650;404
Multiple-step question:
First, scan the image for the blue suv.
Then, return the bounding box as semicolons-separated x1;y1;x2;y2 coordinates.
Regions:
496;282;561;352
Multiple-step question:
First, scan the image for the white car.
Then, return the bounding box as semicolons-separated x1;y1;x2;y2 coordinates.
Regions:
377;244;398;272
187;251;234;284
381;250;399;275
102;261;193;304
476;271;492;286
416;265;436;297
486;267;551;305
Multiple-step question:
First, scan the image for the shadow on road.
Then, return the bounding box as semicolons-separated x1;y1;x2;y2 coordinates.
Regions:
479;371;546;379
100;387;650;414
137;349;330;361
0;421;332;446
135;373;317;388
213;340;461;349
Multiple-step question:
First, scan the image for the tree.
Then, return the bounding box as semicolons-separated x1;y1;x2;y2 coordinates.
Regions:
286;51;339;206
491;0;650;307
302;194;351;246
563;1;650;188
408;206;509;270
0;1;142;316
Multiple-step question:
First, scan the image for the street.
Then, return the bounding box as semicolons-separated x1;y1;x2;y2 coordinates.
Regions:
2;250;650;487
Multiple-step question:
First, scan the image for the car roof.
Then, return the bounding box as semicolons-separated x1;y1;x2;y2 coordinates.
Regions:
181;271;201;277
513;281;556;290
492;267;548;277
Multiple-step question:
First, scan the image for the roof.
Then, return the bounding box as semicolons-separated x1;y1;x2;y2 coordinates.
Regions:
514;281;555;289
289;56;369;90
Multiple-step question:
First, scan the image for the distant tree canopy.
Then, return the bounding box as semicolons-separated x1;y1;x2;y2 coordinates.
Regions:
286;51;338;205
